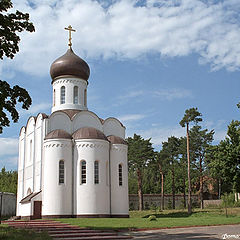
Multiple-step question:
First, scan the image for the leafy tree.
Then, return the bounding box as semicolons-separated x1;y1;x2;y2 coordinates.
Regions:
179;107;202;214
206;120;240;197
0;0;34;133
155;151;169;210
189;126;214;209
127;134;154;210
178;136;188;208
161;136;180;209
0;0;35;59
0;167;17;194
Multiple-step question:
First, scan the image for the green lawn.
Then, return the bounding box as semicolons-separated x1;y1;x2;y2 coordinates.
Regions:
0;225;51;240
58;208;240;230
1;208;239;239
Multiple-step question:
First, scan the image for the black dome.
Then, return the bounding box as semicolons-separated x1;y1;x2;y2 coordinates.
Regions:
50;48;90;82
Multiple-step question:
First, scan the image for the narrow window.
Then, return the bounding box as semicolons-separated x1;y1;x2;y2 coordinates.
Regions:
94;161;99;184
81;161;86;184
119;164;123;186
106;162;109;186
60;86;65;104
73;86;78;104
59;160;64;184
29;140;32;162
53;89;56;106
27;188;32;195
84;89;87;106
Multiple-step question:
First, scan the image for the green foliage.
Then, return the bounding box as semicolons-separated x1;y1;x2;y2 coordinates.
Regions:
206;121;240;193
179;107;202;128
0;0;34;133
221;193;235;208
59;209;240;230
0;80;32;133
0;167;17;194
148;215;157;221
0;0;35;59
127;134;154;171
0;226;51;240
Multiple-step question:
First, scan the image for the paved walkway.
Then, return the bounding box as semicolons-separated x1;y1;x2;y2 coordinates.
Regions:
130;224;240;239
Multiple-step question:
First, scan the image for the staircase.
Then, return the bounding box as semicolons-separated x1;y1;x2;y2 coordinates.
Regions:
2;220;132;240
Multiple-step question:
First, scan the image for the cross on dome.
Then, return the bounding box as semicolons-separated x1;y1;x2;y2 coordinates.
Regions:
64;25;76;47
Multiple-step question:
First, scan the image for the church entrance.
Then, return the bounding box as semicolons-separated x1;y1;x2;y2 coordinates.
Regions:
33;201;42;219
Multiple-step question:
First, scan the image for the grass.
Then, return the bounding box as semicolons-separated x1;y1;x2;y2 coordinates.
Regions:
1;208;239;239
57;208;240;230
0;225;52;240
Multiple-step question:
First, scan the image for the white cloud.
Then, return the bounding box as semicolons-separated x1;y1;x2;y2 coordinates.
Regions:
154;88;193;100
127;125;185;148
118;114;146;122
19;102;51;115
1;0;240;78
0;138;18;157
118;90;144;100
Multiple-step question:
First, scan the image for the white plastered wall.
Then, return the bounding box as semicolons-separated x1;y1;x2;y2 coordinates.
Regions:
42;139;72;216
17;127;26;216
48;112;72;134
74;139;110;215
110;144;129;215
103;118;125;139
24;117;35;197
52;77;88;113
72;111;103;132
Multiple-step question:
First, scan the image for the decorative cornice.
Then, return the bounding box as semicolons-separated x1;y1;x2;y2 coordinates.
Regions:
53;78;86;86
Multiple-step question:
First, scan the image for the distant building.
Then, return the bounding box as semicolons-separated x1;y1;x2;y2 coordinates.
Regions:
17;29;129;219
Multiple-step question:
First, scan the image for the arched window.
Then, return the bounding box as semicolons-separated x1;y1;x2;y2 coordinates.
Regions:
60;86;65;104
81;160;86;184
84;89;87;107
59;160;64;184
73;86;78;104
106;162;109;186
29;140;32;162
53;89;56;106
118;164;123;186
94;161;99;184
27;188;32;195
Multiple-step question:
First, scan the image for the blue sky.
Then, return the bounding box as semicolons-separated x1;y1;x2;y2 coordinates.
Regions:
1;0;240;170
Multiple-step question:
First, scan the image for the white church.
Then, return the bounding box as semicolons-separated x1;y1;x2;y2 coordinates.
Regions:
16;26;129;219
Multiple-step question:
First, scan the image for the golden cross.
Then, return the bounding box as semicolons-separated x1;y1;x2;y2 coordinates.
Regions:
64;25;76;47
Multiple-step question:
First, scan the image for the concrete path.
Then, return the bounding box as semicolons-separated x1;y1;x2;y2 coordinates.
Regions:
130;224;240;239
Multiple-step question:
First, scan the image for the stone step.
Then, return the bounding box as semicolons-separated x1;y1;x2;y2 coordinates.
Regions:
3;220;132;239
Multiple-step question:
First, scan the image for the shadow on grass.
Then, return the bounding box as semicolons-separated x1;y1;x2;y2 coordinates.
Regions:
142;211;210;218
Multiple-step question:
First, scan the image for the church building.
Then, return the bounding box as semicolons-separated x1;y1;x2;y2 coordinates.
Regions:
16;26;129;219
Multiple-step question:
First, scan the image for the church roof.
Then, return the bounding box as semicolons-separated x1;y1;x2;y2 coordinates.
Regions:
107;135;128;145
20;191;41;204
45;129;72;140
50;47;90;82
72;127;108;141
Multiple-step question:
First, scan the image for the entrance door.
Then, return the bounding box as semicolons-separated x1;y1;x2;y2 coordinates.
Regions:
33;201;42;219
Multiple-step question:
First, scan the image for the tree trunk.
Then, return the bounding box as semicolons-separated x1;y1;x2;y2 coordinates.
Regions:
186;123;192;214
199;156;204;209
183;177;186;209
218;178;221;200
159;163;164;210
171;164;175;209
161;172;164;210
137;168;143;211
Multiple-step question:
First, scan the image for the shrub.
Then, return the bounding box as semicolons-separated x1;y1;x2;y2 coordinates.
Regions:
148;215;157;221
